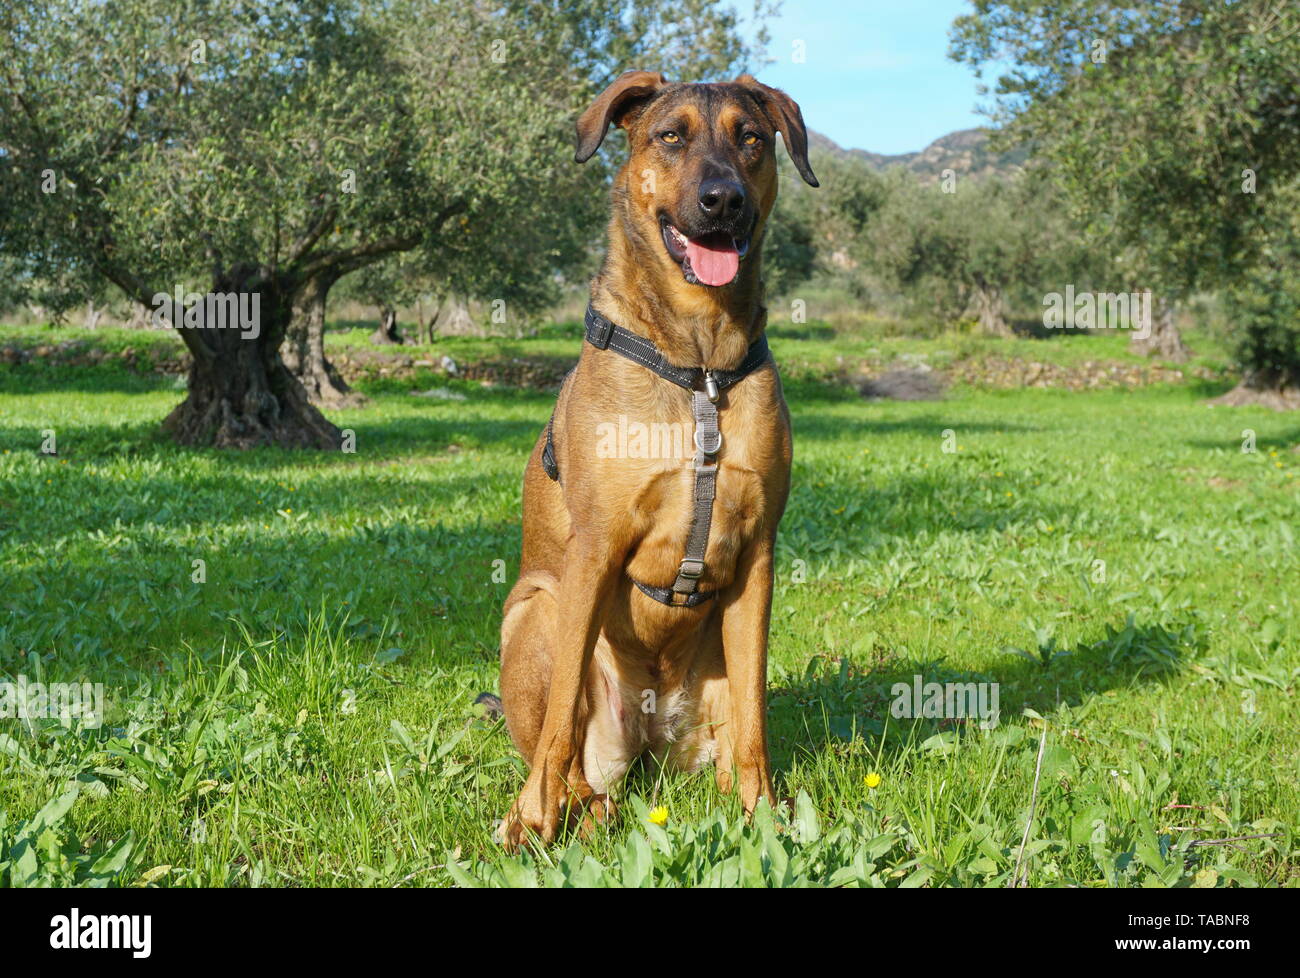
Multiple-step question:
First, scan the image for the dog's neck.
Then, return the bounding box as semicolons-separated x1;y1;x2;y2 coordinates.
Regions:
589;204;768;371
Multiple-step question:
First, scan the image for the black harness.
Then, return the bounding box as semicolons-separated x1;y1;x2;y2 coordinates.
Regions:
542;304;772;608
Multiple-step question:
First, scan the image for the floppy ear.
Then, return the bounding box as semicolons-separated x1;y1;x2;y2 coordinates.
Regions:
733;75;819;187
575;70;667;164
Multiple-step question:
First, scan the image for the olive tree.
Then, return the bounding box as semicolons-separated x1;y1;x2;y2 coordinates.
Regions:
0;0;768;447
860;170;1089;334
951;0;1300;384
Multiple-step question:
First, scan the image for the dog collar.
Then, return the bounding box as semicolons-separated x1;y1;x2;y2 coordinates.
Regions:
581;304;771;399
541;304;773;608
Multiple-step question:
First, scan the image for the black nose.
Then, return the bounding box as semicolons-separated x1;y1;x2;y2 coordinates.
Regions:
698;179;745;221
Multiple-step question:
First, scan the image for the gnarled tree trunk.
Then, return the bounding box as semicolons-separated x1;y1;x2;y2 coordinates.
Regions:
281;271;365;407
1130;295;1189;361
972;282;1012;337
438;295;476;336
369;304;403;345
161;266;341;449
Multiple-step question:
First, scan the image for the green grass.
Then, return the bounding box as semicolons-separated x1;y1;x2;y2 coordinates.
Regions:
0;323;1296;887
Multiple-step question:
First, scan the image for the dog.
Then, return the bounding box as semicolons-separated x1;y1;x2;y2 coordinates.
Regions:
496;70;818;849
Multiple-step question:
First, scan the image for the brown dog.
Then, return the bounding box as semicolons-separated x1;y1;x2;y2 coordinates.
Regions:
497;71;818;849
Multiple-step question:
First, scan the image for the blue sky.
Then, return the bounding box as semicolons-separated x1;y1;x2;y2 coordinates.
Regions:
747;0;988;155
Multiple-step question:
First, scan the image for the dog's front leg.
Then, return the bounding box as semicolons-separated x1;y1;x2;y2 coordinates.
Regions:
500;531;621;851
718;536;778;813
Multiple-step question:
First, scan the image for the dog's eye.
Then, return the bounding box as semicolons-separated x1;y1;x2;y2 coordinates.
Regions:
742;132;762;146
659;131;681;144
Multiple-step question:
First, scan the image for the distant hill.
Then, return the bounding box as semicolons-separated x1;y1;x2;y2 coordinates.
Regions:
808;128;1027;182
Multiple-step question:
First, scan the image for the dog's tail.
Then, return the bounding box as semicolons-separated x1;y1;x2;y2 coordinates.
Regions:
475;691;504;720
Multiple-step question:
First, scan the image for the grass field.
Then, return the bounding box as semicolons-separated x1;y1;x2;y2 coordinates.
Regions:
1;322;1297;887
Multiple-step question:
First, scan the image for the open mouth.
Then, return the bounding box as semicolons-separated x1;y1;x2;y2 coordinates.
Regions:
660;216;751;288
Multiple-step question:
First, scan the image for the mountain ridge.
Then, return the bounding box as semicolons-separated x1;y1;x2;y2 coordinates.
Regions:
808;127;1027;181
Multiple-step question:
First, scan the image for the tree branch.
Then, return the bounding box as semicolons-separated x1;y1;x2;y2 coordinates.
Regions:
293;200;467;281
285;197;339;266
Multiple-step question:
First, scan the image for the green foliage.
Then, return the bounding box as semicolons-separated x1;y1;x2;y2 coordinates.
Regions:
0;785;138;887
766;148;887;300
765;141;1099;333
845;170;1093;328
1229;266;1300;390
951;0;1300;284
951;0;1300;375
762;171;819;298
0;0;766;318
449;794;918;887
1225;182;1300;388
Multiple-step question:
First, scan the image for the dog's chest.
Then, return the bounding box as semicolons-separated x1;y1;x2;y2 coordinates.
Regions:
621;378;789;593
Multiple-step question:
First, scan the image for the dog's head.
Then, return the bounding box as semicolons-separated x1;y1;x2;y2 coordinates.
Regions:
576;72;818;290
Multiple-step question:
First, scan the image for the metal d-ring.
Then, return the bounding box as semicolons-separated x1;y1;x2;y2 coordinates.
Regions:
694;427;723;456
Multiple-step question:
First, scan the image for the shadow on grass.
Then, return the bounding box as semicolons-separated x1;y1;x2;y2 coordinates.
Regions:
1009;319;1120;340
0;362;181;396
4;337;1057;463
3;357;1043;472
1185;377;1239;400
793;409;1042;444
766;617;1202;774
553;617;1196;807
1;417;1074;567
0;397;549;467
2;509;524;684
780;468;1079;547
768;322;838;342
1181;405;1300;452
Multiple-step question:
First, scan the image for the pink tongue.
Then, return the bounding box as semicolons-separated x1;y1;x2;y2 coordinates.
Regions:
685;237;739;287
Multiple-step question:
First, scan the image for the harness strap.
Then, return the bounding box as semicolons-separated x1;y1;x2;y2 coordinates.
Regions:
584;304;771;394
633;579;715;607
540;412;559;481
671;390;720;599
542;304;770;609
540;368;573;482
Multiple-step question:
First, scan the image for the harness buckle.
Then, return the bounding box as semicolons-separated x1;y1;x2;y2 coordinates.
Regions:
587;312;614;349
678;558;705;580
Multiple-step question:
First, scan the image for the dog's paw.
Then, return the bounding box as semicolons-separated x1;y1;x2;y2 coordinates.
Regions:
498;789;562;853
